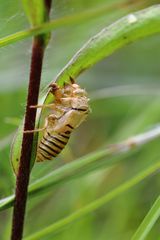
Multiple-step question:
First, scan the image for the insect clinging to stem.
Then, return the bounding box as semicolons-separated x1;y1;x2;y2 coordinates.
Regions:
25;77;90;162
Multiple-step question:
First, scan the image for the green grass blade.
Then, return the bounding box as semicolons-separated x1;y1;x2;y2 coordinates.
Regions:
54;4;160;86
22;0;47;26
10;5;160;174
0;196;15;210
0;5;160;47
0;3;122;47
2;126;160;212
22;0;51;46
0;148;124;211
131;195;160;240
24;161;160;240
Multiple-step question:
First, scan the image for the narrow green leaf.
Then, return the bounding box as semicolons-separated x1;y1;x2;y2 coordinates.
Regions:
22;0;51;46
0;195;14;211
11;98;45;174
10;126;23;174
10;123;38;174
54;4;160;86
22;0;47;26
131;195;160;240
1;147;125;210
24;161;160;240
2;124;160;211
10;5;160;174
0;5;159;48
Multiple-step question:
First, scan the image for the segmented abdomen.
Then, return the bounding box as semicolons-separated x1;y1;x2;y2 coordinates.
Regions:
36;129;71;162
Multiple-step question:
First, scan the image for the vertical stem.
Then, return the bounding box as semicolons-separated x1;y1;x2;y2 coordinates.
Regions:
11;1;52;240
11;37;44;240
45;0;52;12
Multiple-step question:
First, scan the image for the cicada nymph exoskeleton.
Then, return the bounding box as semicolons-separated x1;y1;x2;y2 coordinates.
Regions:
25;78;90;162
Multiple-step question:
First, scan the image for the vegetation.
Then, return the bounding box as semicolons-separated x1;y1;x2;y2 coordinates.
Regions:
0;0;160;239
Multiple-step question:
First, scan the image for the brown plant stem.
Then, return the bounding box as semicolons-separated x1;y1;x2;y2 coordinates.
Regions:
11;37;44;240
11;1;52;240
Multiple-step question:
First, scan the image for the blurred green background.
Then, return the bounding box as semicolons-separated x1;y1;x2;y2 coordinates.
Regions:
0;0;160;239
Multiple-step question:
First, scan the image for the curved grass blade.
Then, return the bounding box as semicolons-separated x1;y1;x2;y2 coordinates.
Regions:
0;195;15;211
54;4;160;86
2;148;125;210
0;0;149;48
10;5;160;173
4;126;160;211
131;195;160;240
10;96;47;174
24;161;160;240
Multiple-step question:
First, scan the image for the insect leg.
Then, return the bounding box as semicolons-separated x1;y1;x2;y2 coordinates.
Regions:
30;103;56;109
24;118;48;133
24;127;46;133
30;104;65;115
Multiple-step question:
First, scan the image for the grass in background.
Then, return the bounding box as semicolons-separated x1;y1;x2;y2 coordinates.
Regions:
0;0;160;239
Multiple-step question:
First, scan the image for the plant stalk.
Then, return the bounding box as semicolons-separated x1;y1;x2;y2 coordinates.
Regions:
11;37;45;240
11;1;52;239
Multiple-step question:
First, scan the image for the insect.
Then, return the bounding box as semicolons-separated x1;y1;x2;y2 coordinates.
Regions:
25;78;90;162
